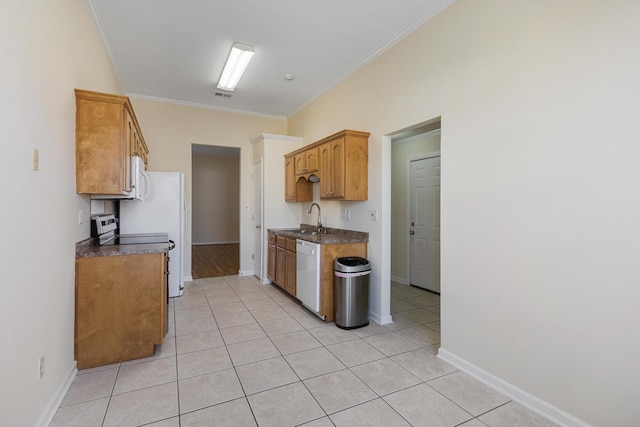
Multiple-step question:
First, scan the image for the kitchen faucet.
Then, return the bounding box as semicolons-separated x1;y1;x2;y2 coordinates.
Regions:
308;203;322;232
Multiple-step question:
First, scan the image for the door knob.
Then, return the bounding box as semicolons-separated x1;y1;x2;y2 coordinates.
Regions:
409;230;415;235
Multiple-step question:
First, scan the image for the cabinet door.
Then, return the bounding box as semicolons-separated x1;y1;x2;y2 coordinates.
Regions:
268;243;276;281
330;137;346;199
319;143;332;198
319;138;345;199
285;156;296;202
76;98;125;194
276;247;287;287
285;249;296;296
295;154;307;175
305;148;319;173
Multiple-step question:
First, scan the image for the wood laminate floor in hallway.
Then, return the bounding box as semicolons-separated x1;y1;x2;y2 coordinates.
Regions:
192;244;239;278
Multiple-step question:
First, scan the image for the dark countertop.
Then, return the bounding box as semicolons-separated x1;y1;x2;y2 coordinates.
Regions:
75;237;170;258
268;225;368;244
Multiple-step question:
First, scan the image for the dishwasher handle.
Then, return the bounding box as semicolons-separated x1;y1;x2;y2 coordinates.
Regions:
296;239;318;256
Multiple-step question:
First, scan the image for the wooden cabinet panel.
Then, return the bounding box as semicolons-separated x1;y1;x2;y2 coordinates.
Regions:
318;242;367;322
75;253;166;369
75;89;149;195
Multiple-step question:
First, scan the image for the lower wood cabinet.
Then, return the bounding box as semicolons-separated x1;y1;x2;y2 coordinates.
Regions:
268;232;297;297
267;232;367;322
75;252;167;369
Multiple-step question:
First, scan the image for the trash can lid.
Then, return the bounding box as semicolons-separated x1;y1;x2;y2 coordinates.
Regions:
335;256;370;273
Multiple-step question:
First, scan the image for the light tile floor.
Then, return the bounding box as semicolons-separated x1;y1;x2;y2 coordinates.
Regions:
51;277;557;427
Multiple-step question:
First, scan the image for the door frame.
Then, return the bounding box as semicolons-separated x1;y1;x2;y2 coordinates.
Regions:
406;152;441;289
252;158;263;280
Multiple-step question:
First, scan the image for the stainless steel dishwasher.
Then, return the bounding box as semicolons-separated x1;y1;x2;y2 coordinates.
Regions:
296;239;323;319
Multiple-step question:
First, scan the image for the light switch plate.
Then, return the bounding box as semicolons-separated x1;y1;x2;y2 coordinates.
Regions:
369;209;378;221
32;149;39;171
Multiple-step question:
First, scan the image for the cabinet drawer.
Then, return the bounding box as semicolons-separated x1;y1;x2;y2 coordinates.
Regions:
268;233;276;244
276;235;287;248
286;237;297;252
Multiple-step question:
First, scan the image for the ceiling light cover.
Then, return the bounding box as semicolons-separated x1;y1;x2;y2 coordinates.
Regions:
217;42;255;91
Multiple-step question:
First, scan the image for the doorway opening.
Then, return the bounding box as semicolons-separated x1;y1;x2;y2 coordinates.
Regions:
388;119;441;347
191;144;241;278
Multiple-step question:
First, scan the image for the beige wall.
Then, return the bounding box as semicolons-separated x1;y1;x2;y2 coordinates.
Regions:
288;1;640;425
130;98;286;276
1;1;123;425
192;154;240;244
391;131;441;283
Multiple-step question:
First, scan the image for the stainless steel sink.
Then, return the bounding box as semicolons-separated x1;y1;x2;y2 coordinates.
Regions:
283;228;333;236
298;230;318;235
285;229;318;236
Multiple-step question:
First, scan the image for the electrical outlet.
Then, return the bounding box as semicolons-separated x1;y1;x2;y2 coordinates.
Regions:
369;209;378;221
78;209;84;225
38;355;45;380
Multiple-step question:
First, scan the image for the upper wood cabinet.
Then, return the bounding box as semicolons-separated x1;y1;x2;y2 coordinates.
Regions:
75;89;149;195
285;154;312;202
295;147;319;175
285;130;369;202
320;131;368;200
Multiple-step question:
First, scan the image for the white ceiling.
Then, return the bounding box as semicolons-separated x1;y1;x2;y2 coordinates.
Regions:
87;0;454;118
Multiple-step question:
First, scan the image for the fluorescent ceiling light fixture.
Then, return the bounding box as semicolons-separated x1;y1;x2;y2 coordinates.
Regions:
217;42;255;91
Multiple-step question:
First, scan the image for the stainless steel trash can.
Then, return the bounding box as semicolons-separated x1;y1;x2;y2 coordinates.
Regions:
335;257;371;329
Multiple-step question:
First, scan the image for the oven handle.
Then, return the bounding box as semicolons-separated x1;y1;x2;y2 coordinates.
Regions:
168;240;175;250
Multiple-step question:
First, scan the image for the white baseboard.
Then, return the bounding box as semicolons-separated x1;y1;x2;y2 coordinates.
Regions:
184;275;193;283
238;270;254;276
437;348;591;427
262;278;272;285
192;241;240;245
35;360;77;427
369;311;393;325
391;275;408;285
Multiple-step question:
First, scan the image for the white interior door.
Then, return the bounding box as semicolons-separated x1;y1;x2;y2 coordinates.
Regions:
410;155;441;292
253;160;263;279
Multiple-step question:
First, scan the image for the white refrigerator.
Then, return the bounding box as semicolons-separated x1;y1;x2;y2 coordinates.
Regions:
119;171;185;297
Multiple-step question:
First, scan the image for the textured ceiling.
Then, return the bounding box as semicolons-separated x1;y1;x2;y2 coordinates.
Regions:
87;0;454;117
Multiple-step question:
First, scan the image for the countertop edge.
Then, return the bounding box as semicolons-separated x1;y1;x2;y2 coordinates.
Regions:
268;226;369;244
76;237;169;258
